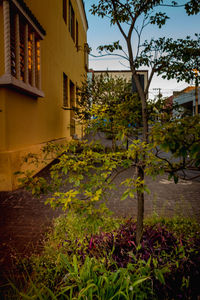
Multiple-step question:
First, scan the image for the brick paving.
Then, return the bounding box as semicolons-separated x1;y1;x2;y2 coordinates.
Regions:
0;190;62;286
0;134;200;288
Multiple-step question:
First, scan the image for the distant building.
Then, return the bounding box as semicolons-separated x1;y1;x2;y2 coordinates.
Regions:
89;69;148;95
0;0;88;190
173;86;200;115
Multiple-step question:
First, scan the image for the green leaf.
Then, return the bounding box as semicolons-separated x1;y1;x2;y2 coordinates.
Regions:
73;255;79;274
121;190;130;201
154;269;165;285
131;276;150;288
78;283;97;299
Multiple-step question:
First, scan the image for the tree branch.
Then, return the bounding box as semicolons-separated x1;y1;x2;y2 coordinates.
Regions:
90;52;129;61
145;68;155;96
111;0;128;41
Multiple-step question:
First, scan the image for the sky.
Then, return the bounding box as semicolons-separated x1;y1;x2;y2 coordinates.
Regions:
84;1;200;98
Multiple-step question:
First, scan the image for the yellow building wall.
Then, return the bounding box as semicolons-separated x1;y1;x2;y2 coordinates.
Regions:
0;89;9;189
0;0;87;190
0;89;5;151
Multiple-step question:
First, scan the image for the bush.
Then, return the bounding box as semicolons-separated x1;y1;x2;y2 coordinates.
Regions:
11;215;200;299
79;218;200;299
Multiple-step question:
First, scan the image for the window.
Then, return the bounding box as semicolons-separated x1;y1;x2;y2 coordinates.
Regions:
0;0;45;97
63;0;67;24
76;20;78;50
68;0;75;41
70;80;75;109
63;73;68;107
70;80;75;136
84;43;89;71
132;75;144;93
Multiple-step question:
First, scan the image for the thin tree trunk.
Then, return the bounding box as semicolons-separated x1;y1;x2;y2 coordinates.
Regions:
112;135;116;151
126;138;129;150
131;72;148;143
126;35;147;245
136;165;144;245
110;120;116;151
126;38;148;143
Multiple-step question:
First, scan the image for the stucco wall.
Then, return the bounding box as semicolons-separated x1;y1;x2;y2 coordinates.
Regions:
93;70;148;92
0;0;87;190
0;89;6;151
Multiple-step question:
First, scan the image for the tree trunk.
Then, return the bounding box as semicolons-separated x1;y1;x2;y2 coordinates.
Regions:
112;135;116;151
131;72;148;143
126;36;147;245
126;38;148;143
136;165;144;245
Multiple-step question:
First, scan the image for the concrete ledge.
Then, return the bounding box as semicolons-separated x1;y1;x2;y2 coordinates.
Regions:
0;137;67;191
0;74;45;98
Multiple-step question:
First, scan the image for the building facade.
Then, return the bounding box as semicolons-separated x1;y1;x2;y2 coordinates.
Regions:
90;69;148;96
0;0;88;190
173;86;200;115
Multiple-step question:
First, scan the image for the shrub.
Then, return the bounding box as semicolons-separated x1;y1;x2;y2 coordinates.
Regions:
79;218;200;299
11;216;200;299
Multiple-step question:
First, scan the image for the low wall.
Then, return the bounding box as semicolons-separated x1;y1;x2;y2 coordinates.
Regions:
0;137;68;191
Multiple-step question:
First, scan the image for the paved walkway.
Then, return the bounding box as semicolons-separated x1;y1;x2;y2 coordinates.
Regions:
0;134;200;287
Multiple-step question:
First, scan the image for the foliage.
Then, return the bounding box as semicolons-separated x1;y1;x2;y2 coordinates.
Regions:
21;111;200;202
79;219;200;299
136;34;200;84
151;115;200;181
87;0;200;244
16;0;200;246
10;215;200;299
76;74;143;142
90;0;200;101
19;113;200;245
20;139;164;220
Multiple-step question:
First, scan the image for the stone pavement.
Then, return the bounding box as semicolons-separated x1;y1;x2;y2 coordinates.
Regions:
0;134;200;287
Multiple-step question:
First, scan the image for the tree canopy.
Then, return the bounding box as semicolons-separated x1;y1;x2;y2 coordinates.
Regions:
89;0;200;143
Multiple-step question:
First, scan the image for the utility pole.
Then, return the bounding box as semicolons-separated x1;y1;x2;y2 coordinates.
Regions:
153;88;162;101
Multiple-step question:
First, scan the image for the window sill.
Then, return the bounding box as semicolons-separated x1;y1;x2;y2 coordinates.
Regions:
62;106;73;110
0;74;44;98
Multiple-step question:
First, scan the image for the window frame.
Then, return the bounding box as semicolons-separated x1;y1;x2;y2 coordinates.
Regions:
0;0;45;98
68;0;75;41
63;72;69;108
84;43;89;71
76;19;79;50
63;0;67;24
69;79;75;136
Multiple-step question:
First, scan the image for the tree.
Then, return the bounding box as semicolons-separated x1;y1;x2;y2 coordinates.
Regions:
89;0;200;243
90;0;200;142
20;1;200;245
75;73;142;150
